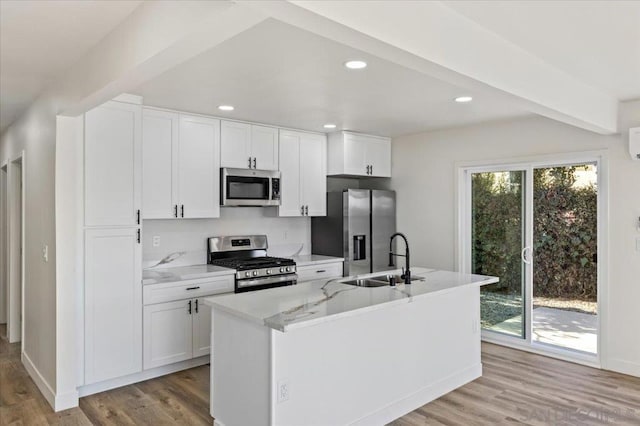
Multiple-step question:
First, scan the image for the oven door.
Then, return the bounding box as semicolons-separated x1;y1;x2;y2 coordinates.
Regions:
235;274;297;293
221;168;280;206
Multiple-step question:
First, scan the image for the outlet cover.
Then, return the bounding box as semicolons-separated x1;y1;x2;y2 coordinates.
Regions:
277;379;290;403
152;236;161;247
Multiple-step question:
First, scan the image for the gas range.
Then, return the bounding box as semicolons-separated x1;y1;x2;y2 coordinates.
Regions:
207;235;297;293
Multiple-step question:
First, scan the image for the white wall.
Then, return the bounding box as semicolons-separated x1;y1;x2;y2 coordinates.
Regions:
142;208;311;268
389;109;640;377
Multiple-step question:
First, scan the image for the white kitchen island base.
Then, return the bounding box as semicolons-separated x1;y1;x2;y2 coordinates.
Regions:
207;269;495;426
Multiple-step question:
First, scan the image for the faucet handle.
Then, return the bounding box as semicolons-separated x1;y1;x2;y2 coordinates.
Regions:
401;267;406;279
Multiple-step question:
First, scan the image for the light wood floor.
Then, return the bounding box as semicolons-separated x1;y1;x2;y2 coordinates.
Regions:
1;326;639;425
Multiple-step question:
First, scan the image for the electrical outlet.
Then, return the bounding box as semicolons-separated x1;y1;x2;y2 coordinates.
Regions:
277;380;290;403
42;245;48;262
152;236;161;247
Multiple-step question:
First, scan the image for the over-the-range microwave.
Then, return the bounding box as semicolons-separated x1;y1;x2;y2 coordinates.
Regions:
220;167;281;207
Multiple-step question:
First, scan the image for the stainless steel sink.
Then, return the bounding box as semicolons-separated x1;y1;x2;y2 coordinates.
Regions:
368;274;425;283
341;278;390;288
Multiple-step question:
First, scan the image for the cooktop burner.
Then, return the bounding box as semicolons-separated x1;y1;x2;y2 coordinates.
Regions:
210;256;295;271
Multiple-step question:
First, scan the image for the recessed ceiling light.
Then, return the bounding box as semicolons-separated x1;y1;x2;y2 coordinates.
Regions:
344;60;367;70
323;124;337;129
218;105;235;111
454;96;473;103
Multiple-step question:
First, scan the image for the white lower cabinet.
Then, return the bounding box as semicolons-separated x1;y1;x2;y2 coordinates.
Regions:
143;282;232;370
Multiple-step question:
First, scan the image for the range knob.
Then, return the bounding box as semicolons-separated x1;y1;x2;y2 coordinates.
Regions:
266;269;272;275
280;267;285;273
245;272;250;277
286;267;291;272
252;270;258;276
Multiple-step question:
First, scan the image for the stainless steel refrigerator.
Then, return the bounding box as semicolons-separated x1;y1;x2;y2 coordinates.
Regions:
311;189;396;276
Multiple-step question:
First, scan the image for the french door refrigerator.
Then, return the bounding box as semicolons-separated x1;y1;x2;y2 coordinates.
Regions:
311;189;396;276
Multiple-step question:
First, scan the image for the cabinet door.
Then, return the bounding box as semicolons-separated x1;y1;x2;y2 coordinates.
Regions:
366;137;391;177
192;298;213;358
342;133;369;176
85;101;141;226
251;125;279;170
142;109;179;219
178;115;220;218
278;130;302;217
220;120;252;169
85;228;142;384
300;133;327;216
143;300;193;369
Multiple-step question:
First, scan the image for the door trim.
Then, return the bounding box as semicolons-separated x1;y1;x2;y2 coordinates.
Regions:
455;150;609;368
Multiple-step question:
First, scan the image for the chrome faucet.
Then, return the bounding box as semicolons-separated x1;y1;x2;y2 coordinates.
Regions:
388;232;411;284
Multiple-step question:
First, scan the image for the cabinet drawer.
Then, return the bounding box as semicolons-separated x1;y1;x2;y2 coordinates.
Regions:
144;276;234;305
297;262;343;283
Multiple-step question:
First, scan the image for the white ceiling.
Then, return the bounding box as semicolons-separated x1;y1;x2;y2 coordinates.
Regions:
0;0;141;131
444;1;640;101
136;19;529;137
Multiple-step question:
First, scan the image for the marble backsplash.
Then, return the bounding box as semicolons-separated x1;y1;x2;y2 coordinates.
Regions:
142;207;311;269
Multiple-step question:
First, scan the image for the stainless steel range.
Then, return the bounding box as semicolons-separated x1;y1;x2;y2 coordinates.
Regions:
207;235;297;293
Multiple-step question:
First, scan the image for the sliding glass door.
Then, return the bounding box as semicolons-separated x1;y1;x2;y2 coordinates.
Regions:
464;160;599;358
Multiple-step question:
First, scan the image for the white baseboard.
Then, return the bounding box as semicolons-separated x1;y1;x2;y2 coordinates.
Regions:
606;358;640;378
351;363;483;425
22;351;56;409
78;356;210;397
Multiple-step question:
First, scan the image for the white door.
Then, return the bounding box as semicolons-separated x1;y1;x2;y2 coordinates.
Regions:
142;109;179;219
366;137;391;177
178;115;220;218
220;120;252;169
278;130;302;217
251;125;279;171
143;299;193;369
192;297;212;358
85;227;142;384
85;101;141;226
300;133;327;216
342;133;369;176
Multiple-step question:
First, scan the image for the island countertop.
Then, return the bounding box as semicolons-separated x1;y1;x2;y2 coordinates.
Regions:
204;267;498;332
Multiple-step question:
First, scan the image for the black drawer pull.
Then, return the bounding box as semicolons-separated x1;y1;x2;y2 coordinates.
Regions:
316;269;326;273
186;286;201;291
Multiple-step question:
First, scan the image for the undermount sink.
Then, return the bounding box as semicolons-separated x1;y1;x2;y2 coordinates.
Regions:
341;274;426;288
341;278;390;288
369;274;425;284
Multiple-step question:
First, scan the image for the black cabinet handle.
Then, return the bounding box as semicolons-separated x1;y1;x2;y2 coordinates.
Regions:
253;157;256;169
181;204;184;218
248;157;252;168
137;209;140;224
137;229;140;244
174;205;178;218
186;286;200;291
195;299;199;313
316;269;326;273
188;300;192;315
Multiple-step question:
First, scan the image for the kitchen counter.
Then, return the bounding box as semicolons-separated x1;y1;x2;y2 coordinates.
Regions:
289;254;344;266
206;267;498;426
205;267;497;332
142;264;235;285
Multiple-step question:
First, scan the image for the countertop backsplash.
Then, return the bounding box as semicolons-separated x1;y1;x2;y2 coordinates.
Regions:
142;207;311;269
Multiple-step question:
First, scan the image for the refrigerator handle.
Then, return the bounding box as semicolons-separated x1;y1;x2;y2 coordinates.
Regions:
353;235;367;261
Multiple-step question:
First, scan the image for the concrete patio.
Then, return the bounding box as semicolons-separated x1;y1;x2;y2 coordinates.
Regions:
488;307;598;354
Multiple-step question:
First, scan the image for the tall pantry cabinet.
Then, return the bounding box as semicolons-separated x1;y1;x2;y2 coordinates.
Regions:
83;100;143;385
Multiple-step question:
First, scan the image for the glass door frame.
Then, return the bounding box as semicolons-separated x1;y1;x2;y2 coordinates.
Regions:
456;151;608;368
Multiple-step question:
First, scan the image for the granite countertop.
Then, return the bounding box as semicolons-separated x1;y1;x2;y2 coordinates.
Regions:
143;264;235;285
290;254;344;267
204;267;498;332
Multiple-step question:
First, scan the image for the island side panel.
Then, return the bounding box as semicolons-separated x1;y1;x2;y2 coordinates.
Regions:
211;308;271;426
271;285;482;426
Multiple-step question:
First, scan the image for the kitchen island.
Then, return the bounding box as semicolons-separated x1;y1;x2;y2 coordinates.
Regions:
204;267;498;426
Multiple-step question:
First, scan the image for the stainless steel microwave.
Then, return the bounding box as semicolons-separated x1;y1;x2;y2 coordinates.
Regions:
220;168;281;206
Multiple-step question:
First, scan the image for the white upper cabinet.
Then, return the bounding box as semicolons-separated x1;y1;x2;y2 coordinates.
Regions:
142;109;179;219
178;115;220;218
85;101;141;226
142;109;220;219
221;120;278;170
278;130;326;217
328;131;391;177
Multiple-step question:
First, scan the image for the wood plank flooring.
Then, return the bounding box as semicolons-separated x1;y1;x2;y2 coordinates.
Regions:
1;326;639;425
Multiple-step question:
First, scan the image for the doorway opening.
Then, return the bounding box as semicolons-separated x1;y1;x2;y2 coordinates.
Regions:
6;155;24;344
460;154;604;364
0;164;7;339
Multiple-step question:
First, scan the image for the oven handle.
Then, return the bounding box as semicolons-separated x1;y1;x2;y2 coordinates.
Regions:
237;274;298;288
